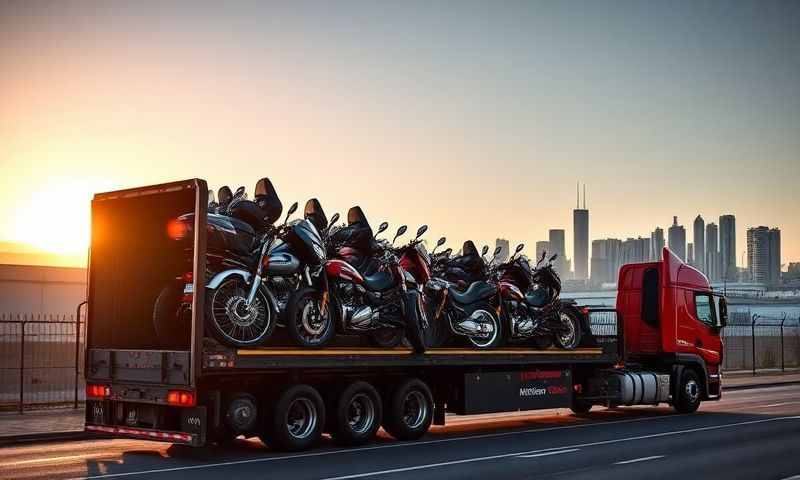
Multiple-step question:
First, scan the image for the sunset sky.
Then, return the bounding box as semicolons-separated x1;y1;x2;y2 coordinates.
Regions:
1;1;798;269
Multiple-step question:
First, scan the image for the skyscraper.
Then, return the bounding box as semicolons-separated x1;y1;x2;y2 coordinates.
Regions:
494;238;509;264
747;226;770;284
769;228;781;286
688;243;694;266
535;241;550;260
650;227;665;261
573;183;589;281
548;229;566;276
668;216;686;261
693;215;705;273
591;238;622;286
621;237;649;264
720;214;736;281
706;222;720;281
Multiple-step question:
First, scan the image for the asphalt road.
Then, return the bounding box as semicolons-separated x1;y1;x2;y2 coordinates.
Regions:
1;384;799;480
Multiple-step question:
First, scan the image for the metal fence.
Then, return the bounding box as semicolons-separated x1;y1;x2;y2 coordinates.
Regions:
0;302;85;413
722;310;800;373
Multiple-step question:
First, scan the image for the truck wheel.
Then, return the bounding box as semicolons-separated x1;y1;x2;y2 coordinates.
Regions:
205;277;275;348
286;287;335;348
465;302;503;349
260;384;325;451
570;399;593;414
554;310;582;350
383;378;433;441
673;369;702;414
331;381;383;446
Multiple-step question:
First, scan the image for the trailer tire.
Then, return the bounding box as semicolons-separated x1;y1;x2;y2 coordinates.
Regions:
330;381;383;446
383;378;433;441
673;369;702;414
260;384;325;451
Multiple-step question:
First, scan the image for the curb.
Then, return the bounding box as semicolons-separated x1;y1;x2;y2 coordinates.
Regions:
0;430;95;447
724;380;800;392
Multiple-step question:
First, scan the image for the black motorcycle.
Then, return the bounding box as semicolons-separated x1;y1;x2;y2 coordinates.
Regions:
495;245;583;349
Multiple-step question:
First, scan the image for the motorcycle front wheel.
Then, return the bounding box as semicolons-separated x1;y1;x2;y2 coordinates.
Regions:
286;287;336;348
205;277;275;348
553;310;582;350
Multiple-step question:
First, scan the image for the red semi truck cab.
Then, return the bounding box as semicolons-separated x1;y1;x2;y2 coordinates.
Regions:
615;247;726;405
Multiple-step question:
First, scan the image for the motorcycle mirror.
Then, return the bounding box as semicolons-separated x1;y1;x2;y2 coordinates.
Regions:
392;225;408;245
481;245;489;256
437;237;447;247
493;246;502;256
287;201;298;216
549;253;558;262
443;247;452;257
540;250;547;261
328;213;340;228
415;225;428;239
376;222;389;237
515;243;525;254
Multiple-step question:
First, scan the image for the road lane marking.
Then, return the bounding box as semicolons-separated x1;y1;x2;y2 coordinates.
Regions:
77;415;800;479
319;416;800;480
756;401;800;408
517;448;580;459
3;453;116;466
75;414;690;478
614;455;665;465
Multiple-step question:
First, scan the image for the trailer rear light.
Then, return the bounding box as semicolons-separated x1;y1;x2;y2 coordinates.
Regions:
167;390;196;407
182;271;193;283
167;218;191;240
86;384;111;398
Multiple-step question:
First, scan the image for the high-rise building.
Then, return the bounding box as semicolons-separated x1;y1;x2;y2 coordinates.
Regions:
573;183;589;280
769;228;781;285
693;215;705;273
668;216;686;261
706;222;720;281
495;238;509;264
650;227;665;261
622;237;649;265
548;229;567;276
688;243;694;266
591;238;622;286
535;241;550;260
747;227;770;284
720;214;736;281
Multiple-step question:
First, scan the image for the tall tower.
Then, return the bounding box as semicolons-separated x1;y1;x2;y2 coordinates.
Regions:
650;227;665;261
747;226;770;284
720;215;737;282
693;215;705;273
768;228;781;286
706;222;719;281
573;182;589;280
549;229;567;276
668;216;687;261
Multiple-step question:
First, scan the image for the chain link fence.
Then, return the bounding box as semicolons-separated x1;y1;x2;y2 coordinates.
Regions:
722;309;800;373
0;303;86;413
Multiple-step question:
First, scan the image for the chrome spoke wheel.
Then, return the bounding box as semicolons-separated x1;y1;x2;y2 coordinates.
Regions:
556;312;577;349
210;280;270;344
467;309;498;348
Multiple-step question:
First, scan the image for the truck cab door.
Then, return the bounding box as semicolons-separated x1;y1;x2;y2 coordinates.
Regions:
686;292;723;368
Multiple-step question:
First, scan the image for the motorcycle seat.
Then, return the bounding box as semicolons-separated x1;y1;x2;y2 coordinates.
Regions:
363;271;396;291
448;281;495;305
525;288;549;307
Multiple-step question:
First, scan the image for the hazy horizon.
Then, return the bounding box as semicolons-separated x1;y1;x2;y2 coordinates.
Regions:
1;1;798;269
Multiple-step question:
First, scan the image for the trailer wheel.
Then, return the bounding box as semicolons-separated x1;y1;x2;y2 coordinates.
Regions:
260;384;325;451
673;369;702;414
383;378;433;441
330;381;383;446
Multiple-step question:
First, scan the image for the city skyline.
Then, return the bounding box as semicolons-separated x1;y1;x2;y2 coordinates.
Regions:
1;2;799;268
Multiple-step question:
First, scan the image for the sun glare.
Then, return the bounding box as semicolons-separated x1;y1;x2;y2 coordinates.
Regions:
14;181;91;255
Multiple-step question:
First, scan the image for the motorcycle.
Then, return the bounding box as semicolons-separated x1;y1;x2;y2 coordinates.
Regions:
153;178;303;348
423;242;504;349
284;208;426;352
494;244;583;350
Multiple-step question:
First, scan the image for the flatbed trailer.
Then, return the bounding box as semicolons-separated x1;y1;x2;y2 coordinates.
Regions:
84;179;725;451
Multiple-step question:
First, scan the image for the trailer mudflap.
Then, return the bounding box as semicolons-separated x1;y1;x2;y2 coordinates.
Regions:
450;369;572;415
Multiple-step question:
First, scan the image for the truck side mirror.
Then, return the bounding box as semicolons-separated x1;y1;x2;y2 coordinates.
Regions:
718;297;728;328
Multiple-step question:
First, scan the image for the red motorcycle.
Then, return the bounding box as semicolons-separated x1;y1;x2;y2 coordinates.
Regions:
284;209;426;352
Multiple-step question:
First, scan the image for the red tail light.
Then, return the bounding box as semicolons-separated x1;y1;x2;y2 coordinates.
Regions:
182;271;193;283
167;390;196;407
167;219;190;240
86;384;110;398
